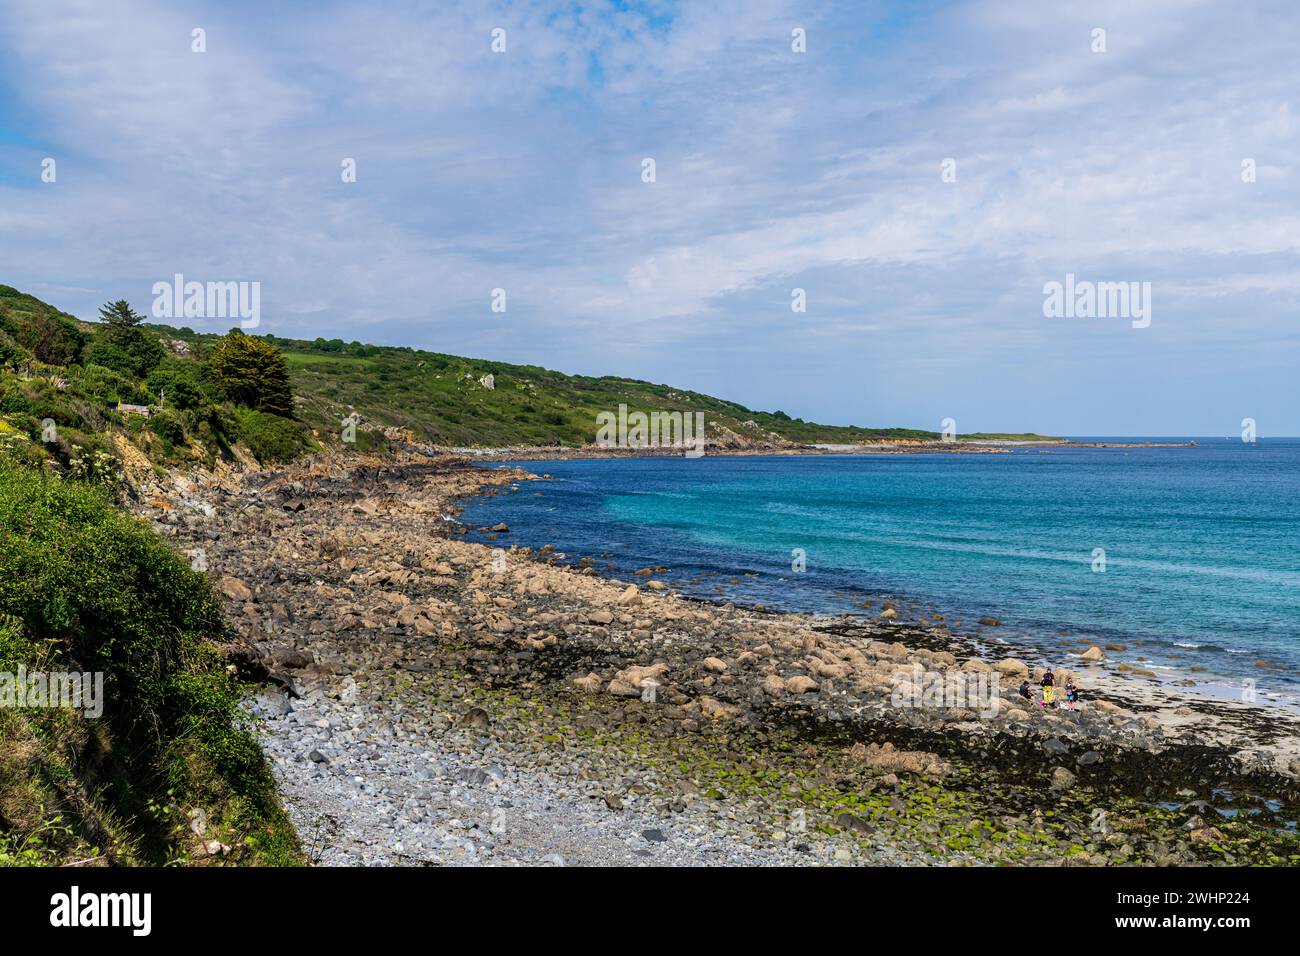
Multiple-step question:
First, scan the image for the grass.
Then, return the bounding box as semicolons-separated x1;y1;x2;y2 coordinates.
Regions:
270;336;1061;448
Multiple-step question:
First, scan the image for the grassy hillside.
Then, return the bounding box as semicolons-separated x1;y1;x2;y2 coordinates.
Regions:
156;326;1060;450
1;282;1059;475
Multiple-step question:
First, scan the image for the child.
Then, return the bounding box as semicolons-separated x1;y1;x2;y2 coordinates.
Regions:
1065;678;1078;710
1019;679;1033;702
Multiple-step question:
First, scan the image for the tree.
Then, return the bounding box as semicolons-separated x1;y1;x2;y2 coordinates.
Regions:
92;299;162;376
98;300;144;332
208;329;293;416
14;311;86;366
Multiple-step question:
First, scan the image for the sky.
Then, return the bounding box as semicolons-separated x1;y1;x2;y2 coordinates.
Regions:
0;0;1297;436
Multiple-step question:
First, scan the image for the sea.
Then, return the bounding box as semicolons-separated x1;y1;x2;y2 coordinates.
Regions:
460;439;1300;702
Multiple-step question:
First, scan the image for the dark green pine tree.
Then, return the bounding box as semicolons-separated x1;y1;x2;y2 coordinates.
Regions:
97;299;144;331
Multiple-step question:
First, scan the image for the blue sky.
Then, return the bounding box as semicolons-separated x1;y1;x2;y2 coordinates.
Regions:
0;0;1297;435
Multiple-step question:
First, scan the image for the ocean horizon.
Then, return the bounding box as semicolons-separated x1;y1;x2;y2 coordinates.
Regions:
464;438;1300;704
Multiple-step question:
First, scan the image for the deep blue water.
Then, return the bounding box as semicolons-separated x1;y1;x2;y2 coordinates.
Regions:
461;439;1300;693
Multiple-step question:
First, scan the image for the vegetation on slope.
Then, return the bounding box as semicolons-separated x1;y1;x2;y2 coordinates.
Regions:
2;283;1057;466
0;453;299;865
160;327;1061;449
0;285;315;475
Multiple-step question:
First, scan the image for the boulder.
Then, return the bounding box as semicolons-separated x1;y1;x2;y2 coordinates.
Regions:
785;675;819;694
1050;767;1077;791
697;696;742;720
219;576;253;602
760;674;787;696
573;672;602;694
993;658;1029;677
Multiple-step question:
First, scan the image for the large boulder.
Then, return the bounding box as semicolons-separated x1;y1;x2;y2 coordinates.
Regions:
994;658;1029;677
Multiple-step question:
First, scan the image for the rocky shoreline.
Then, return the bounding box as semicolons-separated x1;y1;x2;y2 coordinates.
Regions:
138;454;1300;866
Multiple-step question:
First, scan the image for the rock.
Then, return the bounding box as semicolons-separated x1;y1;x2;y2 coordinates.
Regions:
456;707;490;730
573;672;602;693
852;741;948;776
617;584;641;605
1050;767;1077;791
880;608;897;620
219;576;253;602
784;675;819;694
588;609;614;625
641;828;667;843
489;523;509;532
961;658;992;673
994;658;1028;677
308;749;329;764
697;696;742;720
1080;646;1104;662
760;674;786;696
833;812;874;835
978;616;1001;626
702;657;728;673
1189;826;1224;846
604;793;623;810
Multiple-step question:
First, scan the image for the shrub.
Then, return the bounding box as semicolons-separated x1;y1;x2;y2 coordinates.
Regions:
85;332;164;379
234;408;313;464
78;363;149;406
0;457;298;864
148;407;187;446
145;364;204;410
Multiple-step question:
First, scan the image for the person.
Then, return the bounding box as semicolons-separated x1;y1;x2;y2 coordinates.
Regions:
1041;668;1056;708
1019;679;1033;702
1065;678;1078;710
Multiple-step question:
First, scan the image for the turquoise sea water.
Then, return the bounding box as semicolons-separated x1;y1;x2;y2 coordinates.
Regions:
461;439;1300;693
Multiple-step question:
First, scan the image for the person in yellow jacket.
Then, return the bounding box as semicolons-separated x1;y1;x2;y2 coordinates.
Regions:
1040;668;1056;708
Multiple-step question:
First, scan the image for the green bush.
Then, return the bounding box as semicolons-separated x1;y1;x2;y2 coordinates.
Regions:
0;456;298;864
148;407;187;446
234;408;313;464
84;334;163;379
